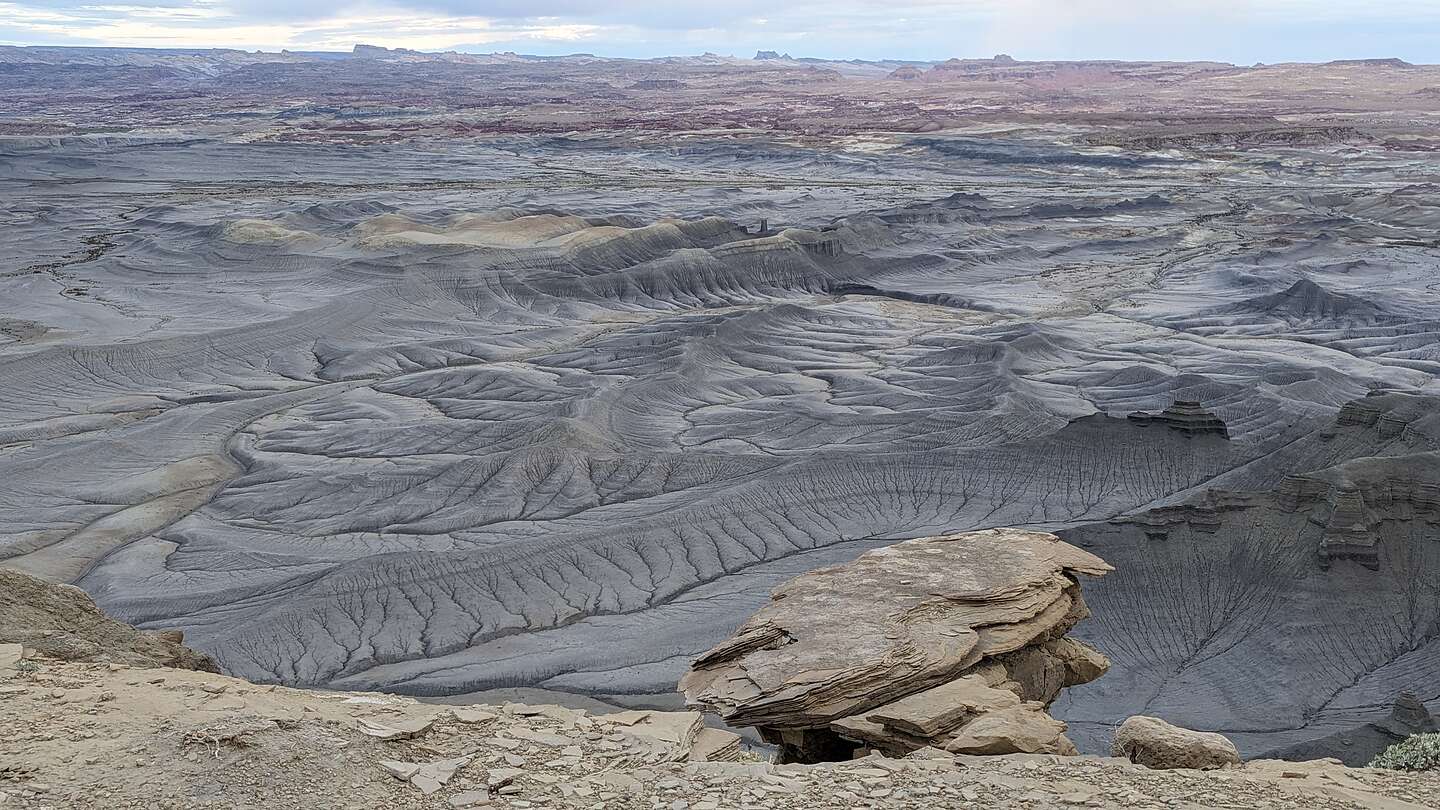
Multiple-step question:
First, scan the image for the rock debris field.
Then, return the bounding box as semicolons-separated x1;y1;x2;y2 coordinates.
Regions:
3;48;1440;762
4;655;1440;810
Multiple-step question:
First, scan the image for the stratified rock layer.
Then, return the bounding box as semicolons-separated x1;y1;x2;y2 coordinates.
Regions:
1128;400;1230;437
682;528;1111;762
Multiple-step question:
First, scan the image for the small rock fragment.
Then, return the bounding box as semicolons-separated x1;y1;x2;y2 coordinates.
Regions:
451;707;499;724
379;760;420;781
410;756;470;795
357;715;437;741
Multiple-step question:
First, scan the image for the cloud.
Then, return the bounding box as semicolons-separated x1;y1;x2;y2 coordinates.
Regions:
1;0;1437;61
1;0;617;50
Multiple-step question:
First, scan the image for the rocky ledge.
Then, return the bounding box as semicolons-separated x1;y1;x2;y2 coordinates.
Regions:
0;568;218;673
4;655;1439;809
681;528;1112;762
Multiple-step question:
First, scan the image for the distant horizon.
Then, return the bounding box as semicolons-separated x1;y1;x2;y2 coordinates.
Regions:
2;42;1433;69
3;1;1438;66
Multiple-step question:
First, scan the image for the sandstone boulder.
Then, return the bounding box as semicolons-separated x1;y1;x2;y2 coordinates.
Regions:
1112;715;1241;770
682;528;1111;762
943;704;1077;756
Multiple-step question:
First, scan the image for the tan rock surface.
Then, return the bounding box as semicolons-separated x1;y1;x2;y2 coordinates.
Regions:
2;655;1436;810
682;528;1112;761
941;704;1077;755
865;674;1020;738
1113;714;1243;770
0;568;218;672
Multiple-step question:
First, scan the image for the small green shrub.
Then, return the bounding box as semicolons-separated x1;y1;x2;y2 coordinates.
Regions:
1369;733;1440;771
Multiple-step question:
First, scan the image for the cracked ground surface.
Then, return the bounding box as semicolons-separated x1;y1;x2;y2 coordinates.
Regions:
3;126;1440;755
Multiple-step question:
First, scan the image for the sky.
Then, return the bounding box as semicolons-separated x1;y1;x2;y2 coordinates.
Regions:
2;0;1439;64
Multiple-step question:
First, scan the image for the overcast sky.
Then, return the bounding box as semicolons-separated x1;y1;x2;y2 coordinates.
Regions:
3;0;1438;63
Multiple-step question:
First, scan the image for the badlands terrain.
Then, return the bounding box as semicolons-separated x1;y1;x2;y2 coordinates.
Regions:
2;45;1440;762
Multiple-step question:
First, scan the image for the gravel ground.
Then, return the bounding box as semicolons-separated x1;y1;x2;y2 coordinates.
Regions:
3;658;1437;809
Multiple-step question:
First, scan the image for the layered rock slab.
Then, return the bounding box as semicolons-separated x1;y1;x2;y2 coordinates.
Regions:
1128;400;1230;438
682;528;1111;762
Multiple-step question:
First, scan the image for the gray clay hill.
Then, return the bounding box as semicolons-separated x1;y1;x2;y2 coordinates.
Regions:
1;47;1439;758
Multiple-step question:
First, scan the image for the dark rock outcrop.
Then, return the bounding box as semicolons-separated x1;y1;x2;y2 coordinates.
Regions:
1263;692;1439;767
1128;400;1229;437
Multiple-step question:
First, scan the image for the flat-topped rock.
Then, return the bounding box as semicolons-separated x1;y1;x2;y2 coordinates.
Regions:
682;528;1111;762
1127;400;1229;437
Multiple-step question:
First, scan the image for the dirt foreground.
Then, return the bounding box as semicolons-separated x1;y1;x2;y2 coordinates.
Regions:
2;651;1438;810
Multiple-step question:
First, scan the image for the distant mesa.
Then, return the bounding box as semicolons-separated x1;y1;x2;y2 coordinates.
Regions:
887;66;925;81
351;44;421;59
754;50;793;61
928;54;1022;75
1127;401;1229;438
1325;57;1413;68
